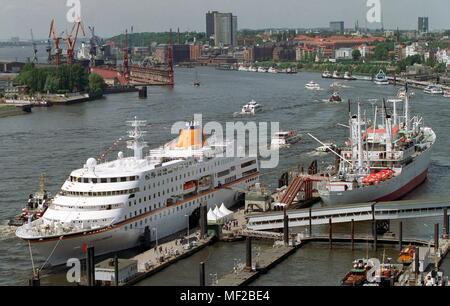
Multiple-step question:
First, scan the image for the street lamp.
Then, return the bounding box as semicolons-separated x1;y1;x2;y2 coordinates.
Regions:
152;227;158;248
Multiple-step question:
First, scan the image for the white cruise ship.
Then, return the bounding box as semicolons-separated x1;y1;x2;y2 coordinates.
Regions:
16;118;260;266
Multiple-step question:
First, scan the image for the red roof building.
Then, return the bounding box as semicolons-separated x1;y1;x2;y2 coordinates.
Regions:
90;67;129;86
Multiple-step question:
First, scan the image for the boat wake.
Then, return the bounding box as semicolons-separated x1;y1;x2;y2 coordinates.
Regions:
0;222;17;240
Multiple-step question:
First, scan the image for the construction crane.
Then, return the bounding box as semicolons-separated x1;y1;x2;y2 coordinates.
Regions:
64;19;86;65
123;29;130;79
87;26;98;67
48;19;63;65
30;29;38;63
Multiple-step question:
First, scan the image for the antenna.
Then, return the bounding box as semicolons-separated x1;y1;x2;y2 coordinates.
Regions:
126;117;148;160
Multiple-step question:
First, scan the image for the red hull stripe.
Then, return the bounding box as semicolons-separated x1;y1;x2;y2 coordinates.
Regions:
375;170;428;202
27;172;260;243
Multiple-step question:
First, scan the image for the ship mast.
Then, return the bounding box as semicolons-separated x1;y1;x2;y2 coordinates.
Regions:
357;103;363;172
127;117;147;160
405;88;410;131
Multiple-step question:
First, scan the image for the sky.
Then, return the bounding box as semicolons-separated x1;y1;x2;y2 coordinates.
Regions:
0;0;449;40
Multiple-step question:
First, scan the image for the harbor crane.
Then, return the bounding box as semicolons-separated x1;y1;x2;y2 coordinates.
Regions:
30;29;38;63
48;19;63;65
64;19;86;65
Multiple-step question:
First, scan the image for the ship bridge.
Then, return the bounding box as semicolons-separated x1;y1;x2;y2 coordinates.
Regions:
246;197;450;231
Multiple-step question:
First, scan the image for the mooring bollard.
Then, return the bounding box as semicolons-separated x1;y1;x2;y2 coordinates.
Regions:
435;223;439;253
246;237;252;269
351;219;355;250
444;208;448;238
86;246;95;286
399;221;403;251
283;209;289;246
329;218;332;249
199;262;206;287
114;254;119;286
309;208;312;237
414;247;420;275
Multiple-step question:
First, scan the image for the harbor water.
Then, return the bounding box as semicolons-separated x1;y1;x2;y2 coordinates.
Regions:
1;49;450;285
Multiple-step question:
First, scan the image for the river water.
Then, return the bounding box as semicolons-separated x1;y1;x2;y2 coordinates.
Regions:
1;47;450;285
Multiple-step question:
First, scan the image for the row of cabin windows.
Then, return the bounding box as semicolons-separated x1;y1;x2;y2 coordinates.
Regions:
124;193;215;223
245;177;258;184
61;188;139;197
69;176;138;184
52;203;121;210
241;160;257;168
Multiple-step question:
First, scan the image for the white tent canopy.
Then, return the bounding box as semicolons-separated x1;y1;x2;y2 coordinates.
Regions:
219;203;234;217
207;208;219;223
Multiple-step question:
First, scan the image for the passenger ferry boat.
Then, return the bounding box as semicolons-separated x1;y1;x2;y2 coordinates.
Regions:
374;70;389;85
316;93;436;205
271;131;301;148
16;118;260;265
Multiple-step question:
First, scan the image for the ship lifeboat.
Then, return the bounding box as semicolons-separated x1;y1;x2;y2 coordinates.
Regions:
183;181;197;194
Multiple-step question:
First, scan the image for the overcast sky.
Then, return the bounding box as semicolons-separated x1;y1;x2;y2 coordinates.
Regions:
1;0;449;40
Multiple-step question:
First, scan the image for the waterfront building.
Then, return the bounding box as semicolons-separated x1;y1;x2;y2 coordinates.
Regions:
330;21;345;34
210;12;238;47
334;47;353;60
418;17;429;34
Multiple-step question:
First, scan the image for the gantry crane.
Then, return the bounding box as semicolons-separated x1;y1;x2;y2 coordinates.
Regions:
65;19;86;65
48;19;63;65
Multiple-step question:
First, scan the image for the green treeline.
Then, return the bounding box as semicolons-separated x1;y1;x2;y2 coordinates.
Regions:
15;64;105;95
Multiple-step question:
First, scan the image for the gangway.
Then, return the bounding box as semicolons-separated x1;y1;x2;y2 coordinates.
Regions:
279;176;313;206
247;197;450;231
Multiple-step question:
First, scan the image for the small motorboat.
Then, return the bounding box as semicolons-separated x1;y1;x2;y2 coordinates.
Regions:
332;70;342;79
443;90;450;98
315;143;337;153
343;71;356;80
239;99;262;115
322;70;332;78
424;84;443;95
305;81;321;90
329;92;342;103
268;67;278;74
374;70;389;85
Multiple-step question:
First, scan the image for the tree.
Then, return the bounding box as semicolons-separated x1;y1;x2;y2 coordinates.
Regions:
88;73;106;96
373;45;389;60
352;49;362;61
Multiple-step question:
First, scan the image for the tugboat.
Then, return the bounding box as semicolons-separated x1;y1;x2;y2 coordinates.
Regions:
8;174;51;227
329;92;342;103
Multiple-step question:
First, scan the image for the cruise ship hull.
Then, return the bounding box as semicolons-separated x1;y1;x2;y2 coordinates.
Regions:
26;183;249;266
320;144;433;205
